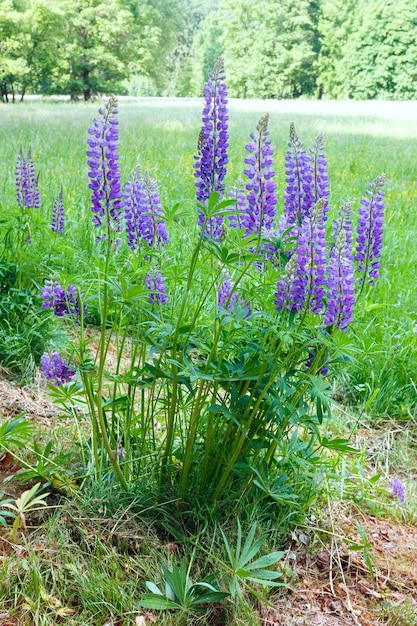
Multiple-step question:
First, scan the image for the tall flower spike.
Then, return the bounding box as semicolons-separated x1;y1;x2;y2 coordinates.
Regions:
124;168;168;250
87;96;124;238
279;123;314;241
193;57;229;241
15;148;40;209
241;113;277;238
303;198;327;313
51;188;64;234
325;203;355;331
308;133;330;221
355;174;386;285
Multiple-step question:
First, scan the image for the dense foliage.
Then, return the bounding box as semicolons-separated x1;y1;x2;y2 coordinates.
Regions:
1;0;417;100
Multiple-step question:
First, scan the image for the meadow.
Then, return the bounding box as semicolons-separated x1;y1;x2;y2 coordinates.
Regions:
0;95;417;625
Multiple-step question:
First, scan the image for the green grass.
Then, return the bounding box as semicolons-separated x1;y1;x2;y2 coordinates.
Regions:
1;97;417;413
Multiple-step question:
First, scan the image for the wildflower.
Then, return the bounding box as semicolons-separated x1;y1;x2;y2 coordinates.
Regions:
280;123;314;237
275;254;302;312
146;271;167;305
241;113;277;237
308;132;330;221
124;168;168;250
86;95;123;237
355;174;386;285
41;280;85;317
389;477;405;505
217;270;238;312
303;198;327;313
51;188;64;234
40;352;76;386
15;148;40;209
325;203;355;331
228;179;246;230
194;57;229;241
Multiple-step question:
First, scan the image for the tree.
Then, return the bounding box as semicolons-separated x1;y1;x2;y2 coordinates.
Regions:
340;0;417;99
315;0;356;98
217;0;319;99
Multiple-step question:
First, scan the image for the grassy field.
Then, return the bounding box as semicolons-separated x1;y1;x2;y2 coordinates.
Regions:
1;98;417;625
1;97;417;414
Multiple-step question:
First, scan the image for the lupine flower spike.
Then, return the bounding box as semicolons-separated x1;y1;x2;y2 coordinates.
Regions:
15;148;40;210
193;57;229;241
325;203;355;331
124;168;168;250
217;270;238;312
51;188;65;234
41;280;86;318
146;271;167;305
355;174;386;285
241;113;277;239
280;123;314;240
41;352;76;386
87;95;124;239
309;132;330;221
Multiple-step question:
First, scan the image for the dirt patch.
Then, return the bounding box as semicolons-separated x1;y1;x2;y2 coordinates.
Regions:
263;507;417;626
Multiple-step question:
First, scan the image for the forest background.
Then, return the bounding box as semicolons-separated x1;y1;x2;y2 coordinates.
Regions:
1;0;417;103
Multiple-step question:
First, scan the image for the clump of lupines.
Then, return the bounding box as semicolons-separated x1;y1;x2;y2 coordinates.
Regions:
15;148;40;210
124;168;168;249
87;95;123;238
355;174;386;285
240;113;277;239
146;271;167;304
51;188;65;234
274;124;384;331
193;57;229;241
41;280;85;317
41;352;76;386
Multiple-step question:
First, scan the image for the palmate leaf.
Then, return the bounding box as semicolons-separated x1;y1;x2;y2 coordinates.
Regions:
221;519;285;600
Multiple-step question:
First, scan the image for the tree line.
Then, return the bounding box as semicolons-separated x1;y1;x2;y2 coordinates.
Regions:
1;0;416;102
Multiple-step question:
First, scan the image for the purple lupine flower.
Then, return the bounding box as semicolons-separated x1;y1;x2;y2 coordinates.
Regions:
217;270;238;312
15;148;40;210
275;254;303;312
389;477;405;505
280;123;314;237
325;203;355;331
146;271;167;304
87;95;124;238
355;174;386;285
124;168;168;250
308;133;330;221
303;198;327;313
51;188;64;234
41;280;85;317
228;179;246;230
40;352;76;386
193;57;229;241
241;113;277;237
